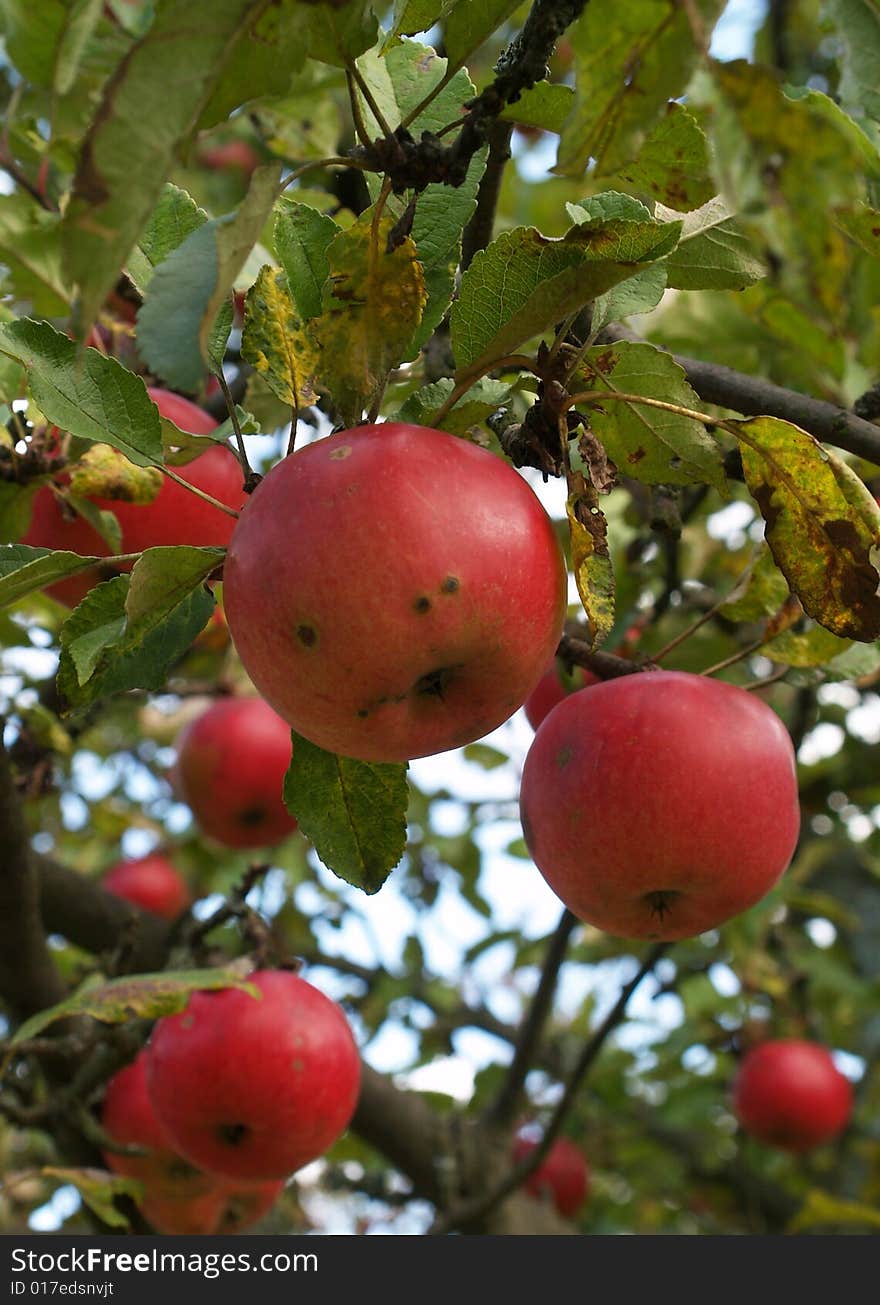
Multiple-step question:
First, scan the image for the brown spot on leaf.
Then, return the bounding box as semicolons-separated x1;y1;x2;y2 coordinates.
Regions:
627;447;647;464
751;481;780;535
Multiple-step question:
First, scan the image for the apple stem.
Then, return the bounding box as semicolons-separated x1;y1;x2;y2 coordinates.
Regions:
213;366;257;491
158;466;239;519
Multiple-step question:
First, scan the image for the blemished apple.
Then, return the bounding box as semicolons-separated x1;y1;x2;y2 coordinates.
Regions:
101;1051;283;1234
172;696;298;849
513;1134;590;1218
145;970;361;1182
519;670;800;940
20;387;242;607
731;1039;853;1152
523;661;599;731
102;852;191;920
222;423;567;763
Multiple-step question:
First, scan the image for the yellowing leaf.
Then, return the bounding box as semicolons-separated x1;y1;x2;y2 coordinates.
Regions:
68;444;163;505
788;1189;880;1234
241;266;318;409
309;208;426;424
735;416;880;641
566;476;615;648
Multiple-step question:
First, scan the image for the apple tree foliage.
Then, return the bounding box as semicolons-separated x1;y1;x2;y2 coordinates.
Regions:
0;0;879;1235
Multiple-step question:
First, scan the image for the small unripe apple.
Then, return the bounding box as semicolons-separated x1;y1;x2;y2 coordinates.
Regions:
513;1134;590;1218
732;1039;853;1152
520;670;800;940
223;423;567;762
20;388;242;607
172;696;298;849
102;852;191;920
523;661;599;731
145;970;361;1182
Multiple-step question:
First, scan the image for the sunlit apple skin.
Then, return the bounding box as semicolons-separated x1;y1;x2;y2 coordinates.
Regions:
101;1052;283;1234
513;1135;590;1218
223;424;567;763
732;1039;853;1153
519;670;800;941
103;852;191;920
145;970;361;1183
523;662;599;731
173;696;298;849
20;388;242;606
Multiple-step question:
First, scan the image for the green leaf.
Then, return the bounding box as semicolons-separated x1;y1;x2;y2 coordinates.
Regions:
241;266;318;409
54;0;104;96
130;183;209;292
57;557;218;709
501;83;575;135
719;547;790;622
137;164;282;393
574;342;725;491
788;1189;880;1234
0;0;67;87
462;743;508;770
735;416;880;641
556;0;726;176
824;0;880;122
0;319;164;467
783;85;880;175
61;0;265;332
566;484;615;648
591;263;668;332
0;483;40;546
274;200;340;323
283;734;408;894
833;201;880;257
444;0;522;74
42;1169;141;1231
387;0;457;41
451;217;681;374
0;194;71;315
609;102;715;212
12;963;259;1043
659;196;767;290
396;376;523;435
762;622;853;668
196;0;310;129
309;207;427;424
0;544;110;611
298;0;377;68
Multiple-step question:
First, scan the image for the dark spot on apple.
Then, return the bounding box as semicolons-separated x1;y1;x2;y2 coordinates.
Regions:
644;889;681;919
441;575;460;594
217;1122;250;1147
329;444;352;460
297;623;316;647
556;746;572;769
356;707;369;718
237;805;267;827
413;596;432;613
413;666;459;700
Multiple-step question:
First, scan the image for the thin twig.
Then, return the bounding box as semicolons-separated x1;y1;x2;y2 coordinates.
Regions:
215;364;257;489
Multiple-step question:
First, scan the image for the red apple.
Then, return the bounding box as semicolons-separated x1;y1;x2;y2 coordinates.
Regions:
145;970;361;1182
102;852;191;920
732;1039;853;1152
19;388;242;606
222;423;567;762
523;661;599;731
172;696;298;849
513;1134;590;1218
197;140;261;176
101;1051;283;1234
519;670;800;940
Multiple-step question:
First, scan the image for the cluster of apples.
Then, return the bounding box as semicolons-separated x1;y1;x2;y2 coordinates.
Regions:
101;970;360;1235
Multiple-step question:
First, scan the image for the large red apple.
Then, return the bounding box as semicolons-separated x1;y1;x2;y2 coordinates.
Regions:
20;388;242;606
222;423;567;762
523;661;599;731
101;1051;283;1234
519;670;800;940
513;1134;590;1218
172;696;298;849
102;852;191;920
731;1039;853;1152
145;970;361;1182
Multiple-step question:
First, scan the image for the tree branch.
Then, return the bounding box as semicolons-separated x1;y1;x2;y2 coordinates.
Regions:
599;324;880;466
488;909;579;1126
460;120;513;272
0;739;66;1019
